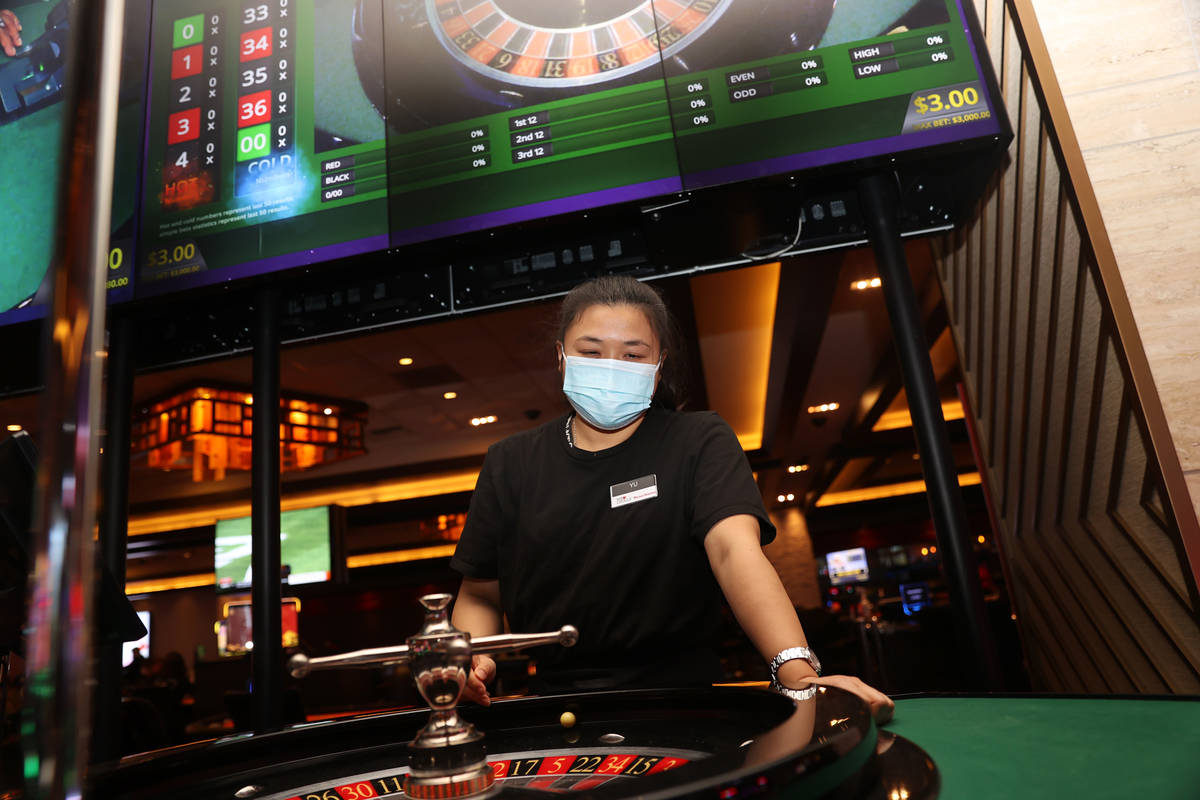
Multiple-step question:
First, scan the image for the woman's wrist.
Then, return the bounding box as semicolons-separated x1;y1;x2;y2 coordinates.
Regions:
775;658;819;687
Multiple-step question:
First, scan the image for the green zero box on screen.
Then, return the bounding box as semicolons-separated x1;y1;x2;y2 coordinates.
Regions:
214;505;333;590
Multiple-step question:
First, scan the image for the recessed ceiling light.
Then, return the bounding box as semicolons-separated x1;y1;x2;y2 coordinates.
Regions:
6;424;21;432
786;464;808;473
806;402;839;414
850;277;882;291
786;493;795;501
470;415;498;427
399;357;414;366
776;494;786;503
323;407;333;415
443;392;457;400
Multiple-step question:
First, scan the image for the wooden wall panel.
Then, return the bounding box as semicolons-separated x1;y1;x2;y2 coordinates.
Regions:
929;0;1200;692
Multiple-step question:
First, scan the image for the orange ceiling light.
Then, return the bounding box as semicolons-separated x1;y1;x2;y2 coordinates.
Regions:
807;402;840;414
815;472;982;507
346;543;458;569
130;385;367;482
127;468;481;536
126;572;216;595
872;399;966;432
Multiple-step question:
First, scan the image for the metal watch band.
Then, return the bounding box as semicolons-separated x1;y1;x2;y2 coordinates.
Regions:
771;681;819;702
769;646;822;681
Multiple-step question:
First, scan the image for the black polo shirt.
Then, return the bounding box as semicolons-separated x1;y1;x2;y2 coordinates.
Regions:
450;408;775;689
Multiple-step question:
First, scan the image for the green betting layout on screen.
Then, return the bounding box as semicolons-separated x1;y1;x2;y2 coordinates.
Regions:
214;505;333;589
662;0;993;184
139;0;390;291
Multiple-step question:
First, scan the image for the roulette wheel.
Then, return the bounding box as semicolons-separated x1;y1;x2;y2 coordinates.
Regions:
350;0;839;132
93;593;938;799
94;686;939;800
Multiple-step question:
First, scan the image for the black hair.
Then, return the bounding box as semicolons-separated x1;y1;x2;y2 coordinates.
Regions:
557;275;689;409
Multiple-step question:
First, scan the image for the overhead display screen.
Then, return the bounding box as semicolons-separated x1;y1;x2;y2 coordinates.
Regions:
132;0;1002;295
0;0;143;326
380;0;1000;244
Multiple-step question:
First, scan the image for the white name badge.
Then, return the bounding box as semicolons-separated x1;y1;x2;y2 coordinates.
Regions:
610;474;658;509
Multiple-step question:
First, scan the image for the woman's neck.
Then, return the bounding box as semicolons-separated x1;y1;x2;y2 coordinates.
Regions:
571;411;648;452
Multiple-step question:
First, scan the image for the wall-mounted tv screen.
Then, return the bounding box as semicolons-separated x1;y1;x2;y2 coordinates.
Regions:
215;505;336;591
0;0;146;327
122;610;153;666
900;581;931;615
134;0;1004;296
220;597;299;654
826;546;870;586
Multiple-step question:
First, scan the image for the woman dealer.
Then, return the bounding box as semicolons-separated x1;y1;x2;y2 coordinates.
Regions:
450;276;892;722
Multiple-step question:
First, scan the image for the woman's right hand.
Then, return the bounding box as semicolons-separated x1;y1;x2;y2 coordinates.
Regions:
0;10;23;57
461;654;496;706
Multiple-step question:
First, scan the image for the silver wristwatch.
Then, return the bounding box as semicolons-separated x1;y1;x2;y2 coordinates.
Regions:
771;683;819;701
769;646;822;682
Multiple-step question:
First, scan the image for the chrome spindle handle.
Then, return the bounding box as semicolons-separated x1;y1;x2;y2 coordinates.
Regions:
288;644;411;678
287;625;578;678
471;626;579;656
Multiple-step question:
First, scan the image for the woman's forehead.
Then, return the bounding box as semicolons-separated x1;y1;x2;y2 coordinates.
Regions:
566;304;658;345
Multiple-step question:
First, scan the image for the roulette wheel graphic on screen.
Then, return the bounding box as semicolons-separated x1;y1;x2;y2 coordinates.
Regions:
351;0;838;132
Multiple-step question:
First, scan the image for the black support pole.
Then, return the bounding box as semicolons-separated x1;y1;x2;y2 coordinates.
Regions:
92;313;136;763
857;172;1000;689
252;286;283;732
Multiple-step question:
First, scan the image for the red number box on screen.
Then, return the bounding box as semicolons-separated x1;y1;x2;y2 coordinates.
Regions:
240;27;273;62
171;44;203;79
167;108;201;144
237;90;272;127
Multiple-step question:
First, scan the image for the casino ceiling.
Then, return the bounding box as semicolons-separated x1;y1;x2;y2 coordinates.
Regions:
0;242;979;574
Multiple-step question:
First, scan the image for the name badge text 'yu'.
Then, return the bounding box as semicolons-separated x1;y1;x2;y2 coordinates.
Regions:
610;474;658;508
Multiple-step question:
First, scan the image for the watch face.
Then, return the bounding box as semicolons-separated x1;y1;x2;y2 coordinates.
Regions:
428;0;733;89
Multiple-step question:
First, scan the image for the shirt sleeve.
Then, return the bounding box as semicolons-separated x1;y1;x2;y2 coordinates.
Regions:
690;413;777;545
450;445;508;579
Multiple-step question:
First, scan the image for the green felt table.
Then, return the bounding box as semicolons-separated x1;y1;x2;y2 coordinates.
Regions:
888;695;1200;799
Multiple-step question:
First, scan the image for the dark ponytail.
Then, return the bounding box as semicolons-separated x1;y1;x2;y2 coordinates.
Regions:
557;276;689;409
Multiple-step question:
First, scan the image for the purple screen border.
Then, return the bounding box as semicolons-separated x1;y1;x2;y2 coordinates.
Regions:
390;177;683;247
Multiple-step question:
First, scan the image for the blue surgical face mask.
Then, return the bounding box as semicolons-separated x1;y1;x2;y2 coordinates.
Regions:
561;354;660;431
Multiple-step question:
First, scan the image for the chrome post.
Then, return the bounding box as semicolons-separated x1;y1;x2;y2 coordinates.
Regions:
22;0;126;795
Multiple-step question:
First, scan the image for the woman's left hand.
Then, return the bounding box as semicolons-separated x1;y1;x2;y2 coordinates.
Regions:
804;675;894;724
